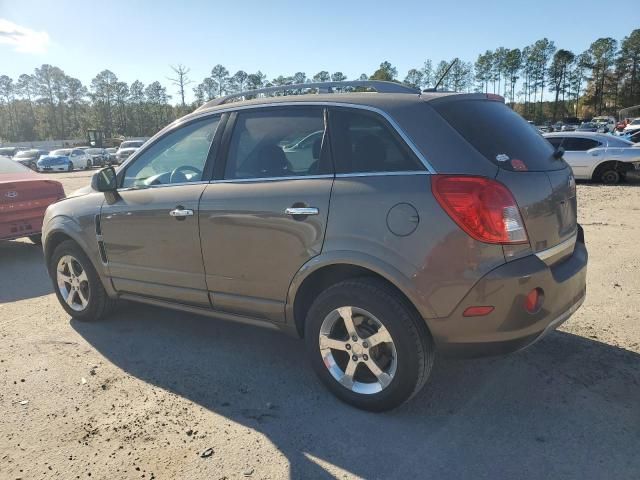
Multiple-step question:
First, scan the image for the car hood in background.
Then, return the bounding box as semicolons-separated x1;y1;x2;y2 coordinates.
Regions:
37;155;69;166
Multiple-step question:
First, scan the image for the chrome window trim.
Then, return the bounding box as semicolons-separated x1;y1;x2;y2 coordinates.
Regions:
335;171;429;178
167;101;436;174
211;174;334;184
117;180;210;193
535;232;577;263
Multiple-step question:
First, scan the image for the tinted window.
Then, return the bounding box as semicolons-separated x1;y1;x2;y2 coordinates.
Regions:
122;116;220;188
434;99;565;171
224;107;327;179
546;137;563;149
329;108;424;174
562;138;600;151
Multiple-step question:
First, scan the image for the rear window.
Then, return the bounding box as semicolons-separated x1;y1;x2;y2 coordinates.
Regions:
434;99;565;171
562;138;600;151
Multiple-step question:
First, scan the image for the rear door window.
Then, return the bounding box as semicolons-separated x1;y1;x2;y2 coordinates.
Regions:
224;107;329;179
328;108;425;174
562;137;601;151
434;99;566;171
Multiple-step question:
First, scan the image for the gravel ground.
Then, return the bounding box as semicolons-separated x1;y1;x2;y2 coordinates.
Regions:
1;171;639;480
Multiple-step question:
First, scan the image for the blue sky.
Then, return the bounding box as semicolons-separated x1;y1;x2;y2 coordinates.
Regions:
0;0;637;102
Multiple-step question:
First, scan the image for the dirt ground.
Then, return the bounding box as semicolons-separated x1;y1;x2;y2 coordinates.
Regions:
1;170;639;480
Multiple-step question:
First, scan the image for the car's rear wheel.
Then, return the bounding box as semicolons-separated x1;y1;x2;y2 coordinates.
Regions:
49;240;116;321
600;169;620;184
305;278;434;411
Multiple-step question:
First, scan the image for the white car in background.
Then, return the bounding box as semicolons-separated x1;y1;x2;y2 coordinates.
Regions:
623;118;640;133
36;148;93;172
115;140;145;164
544;132;640;184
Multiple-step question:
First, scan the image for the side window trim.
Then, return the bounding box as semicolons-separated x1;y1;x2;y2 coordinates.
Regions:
214;106;333;182
116;113;223;189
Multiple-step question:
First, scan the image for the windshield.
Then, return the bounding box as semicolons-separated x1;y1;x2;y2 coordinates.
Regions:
120;141;143;149
0;156;30;173
50;149;71;156
86;148;102;154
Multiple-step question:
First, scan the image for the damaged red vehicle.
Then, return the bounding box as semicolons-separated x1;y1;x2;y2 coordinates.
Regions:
0;156;65;244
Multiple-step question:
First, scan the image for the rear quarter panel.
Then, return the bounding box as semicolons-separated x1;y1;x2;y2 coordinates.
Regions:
320;174;506;319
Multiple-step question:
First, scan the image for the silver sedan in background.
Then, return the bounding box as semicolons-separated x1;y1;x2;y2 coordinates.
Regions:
544;132;640;184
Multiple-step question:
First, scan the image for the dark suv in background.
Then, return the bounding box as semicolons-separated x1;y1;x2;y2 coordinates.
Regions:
42;81;587;411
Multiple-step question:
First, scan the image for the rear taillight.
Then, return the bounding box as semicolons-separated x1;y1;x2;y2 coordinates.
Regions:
432;175;528;245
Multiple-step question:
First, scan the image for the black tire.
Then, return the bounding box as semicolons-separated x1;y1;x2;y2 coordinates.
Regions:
600;168;620;184
85;159;91;170
304;278;434;411
49;239;116;321
29;234;42;245
67;161;74;172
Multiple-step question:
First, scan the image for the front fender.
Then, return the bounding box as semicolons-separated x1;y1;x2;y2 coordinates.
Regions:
284;250;438;327
43;203;116;298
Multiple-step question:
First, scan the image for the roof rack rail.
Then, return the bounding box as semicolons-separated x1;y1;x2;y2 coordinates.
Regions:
198;80;420;110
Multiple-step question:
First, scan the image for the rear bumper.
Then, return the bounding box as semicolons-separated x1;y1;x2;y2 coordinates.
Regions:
431;226;588;357
0;215;44;240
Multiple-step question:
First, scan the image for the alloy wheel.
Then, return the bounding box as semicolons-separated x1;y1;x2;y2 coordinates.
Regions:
319;306;397;395
56;255;90;312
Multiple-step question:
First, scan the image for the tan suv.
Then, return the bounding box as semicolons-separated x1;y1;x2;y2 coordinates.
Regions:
42;81;587;411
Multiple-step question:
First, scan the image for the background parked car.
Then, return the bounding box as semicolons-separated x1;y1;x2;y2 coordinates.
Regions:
115;140;145;164
561;117;581;131
105;148;118;165
37;148;92;172
0;156;64;244
576;122;599;132
13;149;48;170
592;115;616;132
85;148;108;167
623;118;640;133
0;146;30;158
544;132;640;183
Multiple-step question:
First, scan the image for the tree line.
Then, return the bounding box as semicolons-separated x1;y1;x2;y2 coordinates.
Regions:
0;28;638;143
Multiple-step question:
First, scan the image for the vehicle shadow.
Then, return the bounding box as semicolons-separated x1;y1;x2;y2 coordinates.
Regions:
0;239;53;302
72;304;640;479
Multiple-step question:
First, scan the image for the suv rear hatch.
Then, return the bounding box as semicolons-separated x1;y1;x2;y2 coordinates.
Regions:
433;97;577;255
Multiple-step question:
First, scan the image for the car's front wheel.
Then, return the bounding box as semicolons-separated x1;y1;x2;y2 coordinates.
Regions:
49;240;116;321
305;278;434;411
67;161;74;172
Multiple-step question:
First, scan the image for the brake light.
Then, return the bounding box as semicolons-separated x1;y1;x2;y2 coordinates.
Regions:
432;175;528;244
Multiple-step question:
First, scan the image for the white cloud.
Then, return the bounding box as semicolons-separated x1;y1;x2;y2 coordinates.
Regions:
0;18;50;54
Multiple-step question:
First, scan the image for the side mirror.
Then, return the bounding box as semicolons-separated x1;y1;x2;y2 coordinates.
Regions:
92;166;117;192
553;147;565;159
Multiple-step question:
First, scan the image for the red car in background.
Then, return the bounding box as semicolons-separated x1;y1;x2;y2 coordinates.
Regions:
0;156;65;244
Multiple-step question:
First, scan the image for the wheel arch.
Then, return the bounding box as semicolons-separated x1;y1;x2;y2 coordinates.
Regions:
286;252;435;338
591;159;630;181
43;217;117;298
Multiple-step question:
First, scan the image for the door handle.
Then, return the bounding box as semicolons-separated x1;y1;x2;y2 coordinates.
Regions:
169;208;194;219
285;207;319;216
